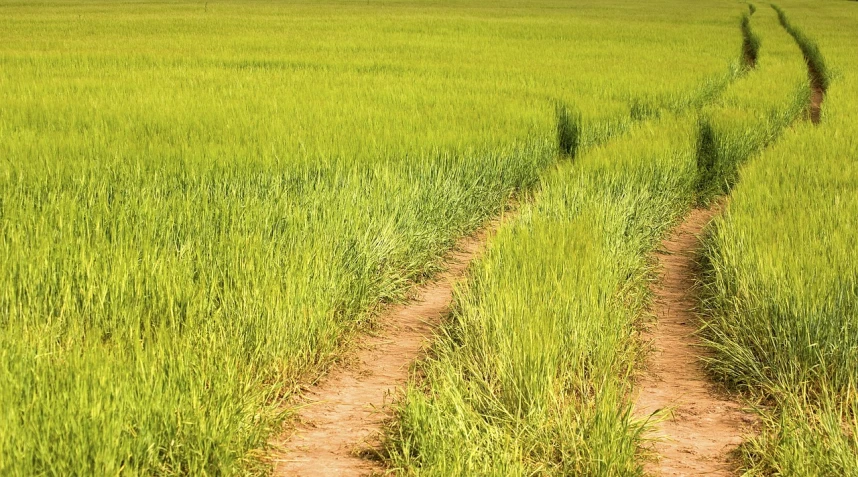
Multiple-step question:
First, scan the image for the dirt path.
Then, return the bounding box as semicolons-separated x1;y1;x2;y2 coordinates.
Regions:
268;217;505;476
635;208;753;476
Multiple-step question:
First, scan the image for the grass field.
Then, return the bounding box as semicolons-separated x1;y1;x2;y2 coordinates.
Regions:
383;5;813;473
0;0;855;475
700;2;858;474
387;111;703;474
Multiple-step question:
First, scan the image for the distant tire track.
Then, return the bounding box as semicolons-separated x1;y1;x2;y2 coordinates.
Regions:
773;4;829;123
741;13;760;70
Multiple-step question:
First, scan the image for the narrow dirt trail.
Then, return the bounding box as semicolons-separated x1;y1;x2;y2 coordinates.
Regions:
268;218;505;476
635;208;753;476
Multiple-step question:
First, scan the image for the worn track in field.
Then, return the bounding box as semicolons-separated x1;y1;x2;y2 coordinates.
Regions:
268;217;506;476
807;63;825;124
635;207;754;476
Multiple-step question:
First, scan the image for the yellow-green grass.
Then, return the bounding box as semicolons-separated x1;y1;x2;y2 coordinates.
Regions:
0;0;743;474
695;4;808;202
700;2;858;473
383;6;813;473
385;111;702;476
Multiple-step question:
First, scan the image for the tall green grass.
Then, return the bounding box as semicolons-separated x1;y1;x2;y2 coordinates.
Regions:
772;4;830;91
385;112;702;476
383;6;815;474
695;6;808;202
700;1;858;473
0;0;742;473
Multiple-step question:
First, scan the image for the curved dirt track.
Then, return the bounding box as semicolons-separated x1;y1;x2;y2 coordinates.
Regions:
268;217;506;476
635;208;754;476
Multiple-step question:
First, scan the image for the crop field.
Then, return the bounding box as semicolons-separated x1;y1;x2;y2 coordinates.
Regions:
0;0;855;475
701;1;858;474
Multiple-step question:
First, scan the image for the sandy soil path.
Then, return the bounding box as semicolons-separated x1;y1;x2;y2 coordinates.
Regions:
268;217;505;476
635;208;754;476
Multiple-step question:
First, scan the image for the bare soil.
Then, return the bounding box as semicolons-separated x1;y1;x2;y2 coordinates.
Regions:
267;217;505;476
635;208;755;476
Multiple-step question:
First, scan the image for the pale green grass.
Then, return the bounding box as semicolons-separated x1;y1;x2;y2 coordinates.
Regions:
383;6;817;474
700;2;858;474
385;112;701;476
0;0;741;474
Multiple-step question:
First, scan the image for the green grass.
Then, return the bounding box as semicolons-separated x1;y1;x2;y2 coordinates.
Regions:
700;2;858;474
0;0;742;474
383;6;815;474
3;0;853;474
385;111;702;476
695;5;808;202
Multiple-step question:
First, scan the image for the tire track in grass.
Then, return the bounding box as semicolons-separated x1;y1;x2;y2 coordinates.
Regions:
635;207;754;476
267;216;508;476
635;9;818;471
807;64;825;123
265;60;747;475
773;4;829;123
741;13;760;70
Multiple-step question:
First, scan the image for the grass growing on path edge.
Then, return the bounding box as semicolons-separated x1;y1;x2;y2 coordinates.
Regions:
699;4;858;474
381;6;814;473
383;113;700;475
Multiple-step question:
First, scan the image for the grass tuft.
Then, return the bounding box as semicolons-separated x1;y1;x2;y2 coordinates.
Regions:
556;102;581;158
